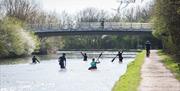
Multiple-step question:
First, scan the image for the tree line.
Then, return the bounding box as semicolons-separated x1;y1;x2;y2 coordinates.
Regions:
153;0;180;58
62;35;161;50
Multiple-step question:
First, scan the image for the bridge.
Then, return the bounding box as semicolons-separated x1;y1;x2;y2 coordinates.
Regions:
28;22;153;37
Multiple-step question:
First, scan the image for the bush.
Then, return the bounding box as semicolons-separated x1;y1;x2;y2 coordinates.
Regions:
0;17;39;58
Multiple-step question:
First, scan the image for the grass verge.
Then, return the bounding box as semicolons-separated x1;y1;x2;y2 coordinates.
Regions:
112;51;145;91
158;50;180;80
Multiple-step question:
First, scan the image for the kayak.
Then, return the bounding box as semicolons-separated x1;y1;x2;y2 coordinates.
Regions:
89;69;97;71
88;67;97;70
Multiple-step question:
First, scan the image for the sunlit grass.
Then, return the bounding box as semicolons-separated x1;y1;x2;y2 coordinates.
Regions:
112;51;145;91
158;50;180;80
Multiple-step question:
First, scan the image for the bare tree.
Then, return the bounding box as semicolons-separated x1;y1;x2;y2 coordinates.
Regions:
58;11;74;29
76;8;109;22
0;0;5;18
116;0;154;22
76;8;99;22
2;0;40;22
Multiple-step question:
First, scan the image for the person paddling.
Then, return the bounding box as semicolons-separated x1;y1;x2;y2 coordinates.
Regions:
111;50;123;63
117;50;123;62
81;52;88;61
32;56;40;64
88;58;100;70
58;53;66;69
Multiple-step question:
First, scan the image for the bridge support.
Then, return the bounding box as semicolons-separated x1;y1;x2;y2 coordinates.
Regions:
38;37;48;55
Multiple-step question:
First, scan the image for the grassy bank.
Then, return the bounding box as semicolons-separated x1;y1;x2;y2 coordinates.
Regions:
158;50;180;80
112;51;145;91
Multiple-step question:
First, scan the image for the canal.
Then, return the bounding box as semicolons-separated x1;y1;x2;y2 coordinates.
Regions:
0;51;137;91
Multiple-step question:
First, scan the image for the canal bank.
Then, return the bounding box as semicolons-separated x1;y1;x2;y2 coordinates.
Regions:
112;51;145;91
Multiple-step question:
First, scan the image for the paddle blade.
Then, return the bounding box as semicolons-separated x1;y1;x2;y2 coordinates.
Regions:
99;52;103;57
111;57;116;62
96;52;103;62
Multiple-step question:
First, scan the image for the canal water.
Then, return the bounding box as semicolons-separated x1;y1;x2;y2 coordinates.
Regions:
0;51;137;91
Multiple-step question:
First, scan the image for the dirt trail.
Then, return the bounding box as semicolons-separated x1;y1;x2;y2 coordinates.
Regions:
138;50;180;91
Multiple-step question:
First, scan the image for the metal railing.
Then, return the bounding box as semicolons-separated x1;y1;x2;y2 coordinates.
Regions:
27;22;152;31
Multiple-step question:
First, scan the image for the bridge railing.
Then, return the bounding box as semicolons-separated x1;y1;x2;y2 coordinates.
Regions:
27;22;152;31
81;22;152;31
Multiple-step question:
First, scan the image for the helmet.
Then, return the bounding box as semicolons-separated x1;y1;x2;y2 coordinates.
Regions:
146;40;150;44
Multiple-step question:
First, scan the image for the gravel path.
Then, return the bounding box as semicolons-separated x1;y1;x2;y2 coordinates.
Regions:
138;50;180;91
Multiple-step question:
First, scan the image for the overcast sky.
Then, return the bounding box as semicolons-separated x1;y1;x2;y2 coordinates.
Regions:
40;0;153;14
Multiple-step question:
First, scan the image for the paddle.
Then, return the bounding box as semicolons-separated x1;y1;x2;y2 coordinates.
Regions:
111;55;118;62
80;52;84;56
96;52;103;62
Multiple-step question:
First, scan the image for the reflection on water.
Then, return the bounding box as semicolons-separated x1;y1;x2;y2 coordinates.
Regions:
0;57;32;65
0;51;137;91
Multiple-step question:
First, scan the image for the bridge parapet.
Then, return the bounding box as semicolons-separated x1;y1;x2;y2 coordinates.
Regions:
27;22;152;31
